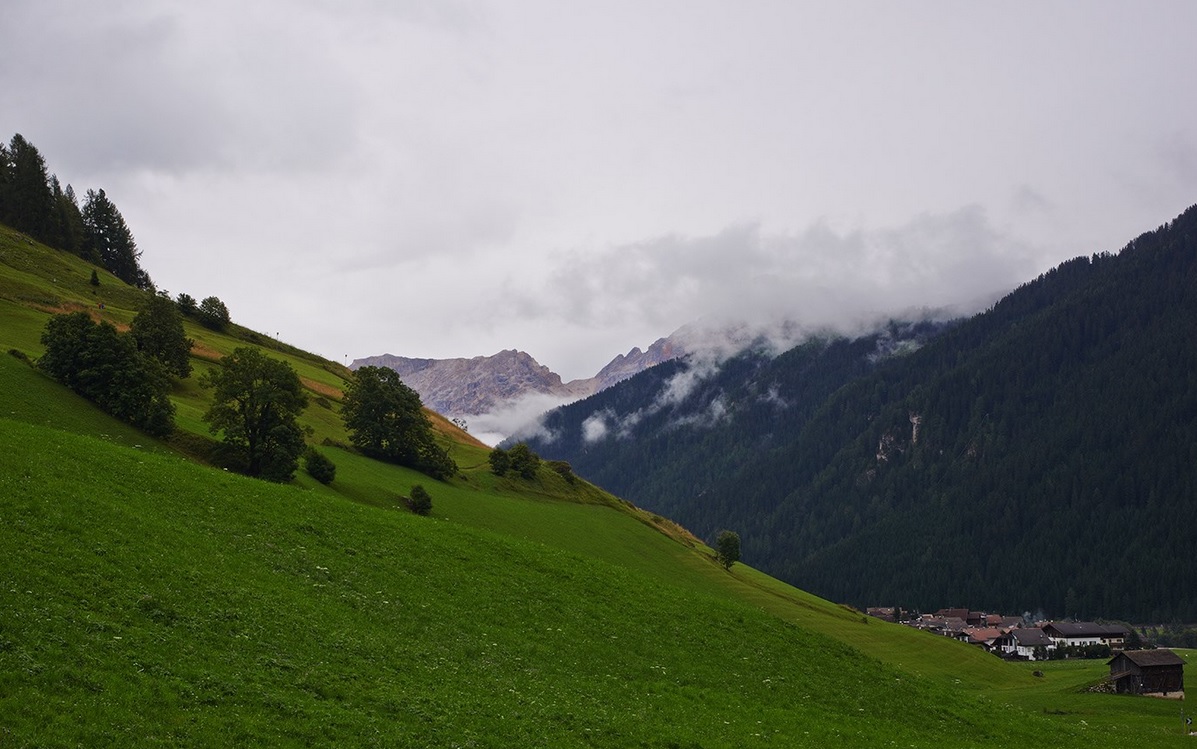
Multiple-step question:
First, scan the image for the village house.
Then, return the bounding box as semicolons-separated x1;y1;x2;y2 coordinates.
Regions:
1108;649;1185;697
1042;622;1129;651
995;627;1055;660
886;604;1137;663
961;627;1004;652
866;607;897;622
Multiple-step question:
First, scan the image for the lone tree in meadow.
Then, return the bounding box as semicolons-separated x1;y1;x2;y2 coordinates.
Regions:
341;366;456;479
201;347;308;482
715;530;741;570
131;293;193;378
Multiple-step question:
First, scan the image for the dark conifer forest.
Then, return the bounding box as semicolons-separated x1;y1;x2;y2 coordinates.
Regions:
0;133;151;289
526;203;1197;623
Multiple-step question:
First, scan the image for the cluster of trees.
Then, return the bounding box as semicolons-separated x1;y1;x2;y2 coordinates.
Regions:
38;294;193;436
1137;623;1197;650
341;366;456;480
195;359;455;485
526;203;1197;622
176;293;231;331
0;133;151;289
37;307;455;493
12;133;460;495
488;443;541;479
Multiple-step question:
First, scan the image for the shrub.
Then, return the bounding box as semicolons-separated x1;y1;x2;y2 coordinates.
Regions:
547;460;576;484
409;485;432;516
304;447;337;485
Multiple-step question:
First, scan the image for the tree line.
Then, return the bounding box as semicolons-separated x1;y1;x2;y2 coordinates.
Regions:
0;133;151;289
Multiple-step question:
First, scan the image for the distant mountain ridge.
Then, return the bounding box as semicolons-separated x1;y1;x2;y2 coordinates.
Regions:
351;337;681;417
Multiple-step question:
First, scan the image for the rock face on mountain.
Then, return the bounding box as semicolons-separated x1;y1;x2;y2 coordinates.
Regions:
350;350;574;416
591;337;681;392
351;340;685;417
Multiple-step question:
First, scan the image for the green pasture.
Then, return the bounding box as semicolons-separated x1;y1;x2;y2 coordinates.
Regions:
1;228;1192;747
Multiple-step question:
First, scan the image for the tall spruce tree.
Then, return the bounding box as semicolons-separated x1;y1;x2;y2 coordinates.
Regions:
0;141;12;225
2;134;54;242
48;176;85;256
82;188;151;289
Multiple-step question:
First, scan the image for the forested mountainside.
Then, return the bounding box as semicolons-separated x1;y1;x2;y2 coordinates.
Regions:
526;203;1197;623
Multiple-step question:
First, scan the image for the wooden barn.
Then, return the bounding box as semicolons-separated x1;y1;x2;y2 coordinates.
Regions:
1108;649;1185;696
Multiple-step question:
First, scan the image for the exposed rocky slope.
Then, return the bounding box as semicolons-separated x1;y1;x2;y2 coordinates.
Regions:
351;337;682;416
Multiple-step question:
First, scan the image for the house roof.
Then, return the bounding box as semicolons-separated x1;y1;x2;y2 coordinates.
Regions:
1043;622;1129;638
1009;628;1052;646
1109;649;1185;668
965;627;1004;644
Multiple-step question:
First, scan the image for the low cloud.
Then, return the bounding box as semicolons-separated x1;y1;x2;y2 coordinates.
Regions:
456;391;575;447
526;206;1040;351
672;394;729;430
581;411;610;443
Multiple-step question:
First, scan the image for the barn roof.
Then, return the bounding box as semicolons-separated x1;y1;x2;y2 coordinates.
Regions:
1109;649;1185;668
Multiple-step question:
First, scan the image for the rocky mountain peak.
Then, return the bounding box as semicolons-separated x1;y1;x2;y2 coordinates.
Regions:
351;336;687;419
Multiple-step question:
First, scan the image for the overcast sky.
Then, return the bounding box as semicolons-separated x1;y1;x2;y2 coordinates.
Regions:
4;1;1196;380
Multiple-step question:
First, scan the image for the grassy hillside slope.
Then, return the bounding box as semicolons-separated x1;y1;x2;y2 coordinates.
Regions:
2;226;1192;747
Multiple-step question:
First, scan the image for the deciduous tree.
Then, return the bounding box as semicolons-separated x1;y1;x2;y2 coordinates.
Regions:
715;530;741;570
201;347;308;482
506;442;540;479
197;296;231;331
488;446;510;476
131;293;193;378
176;293;197;316
341;366;456;479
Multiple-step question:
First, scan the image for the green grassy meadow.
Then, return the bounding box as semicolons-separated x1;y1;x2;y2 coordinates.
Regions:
1;228;1192;747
